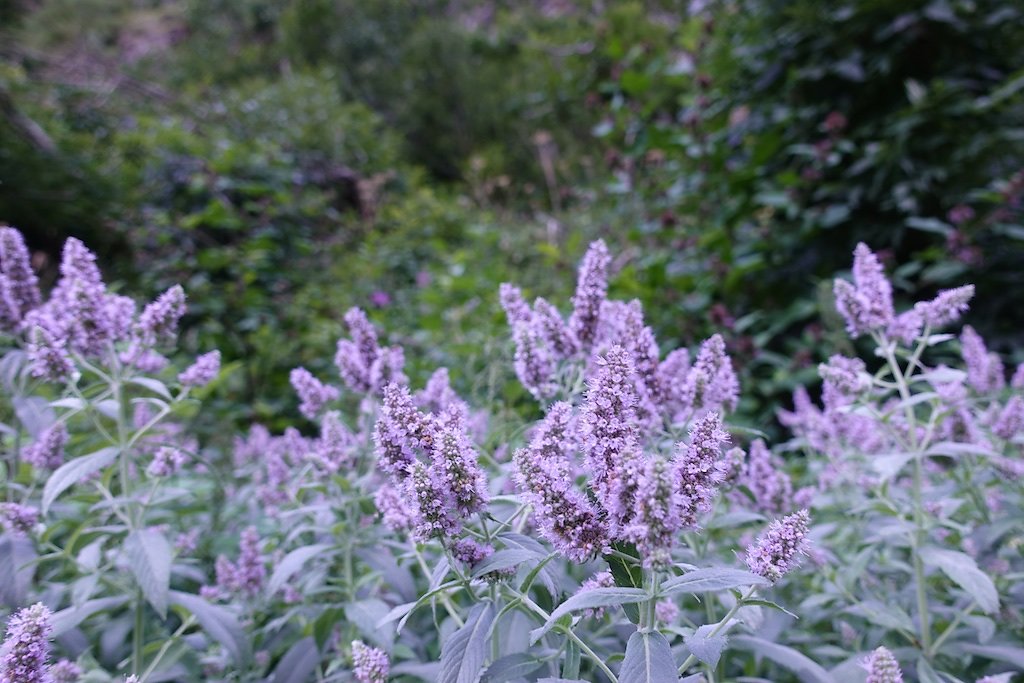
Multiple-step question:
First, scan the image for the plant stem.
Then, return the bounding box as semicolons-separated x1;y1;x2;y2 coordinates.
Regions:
678;586;757;674
514;591;618;683
133;592;144;676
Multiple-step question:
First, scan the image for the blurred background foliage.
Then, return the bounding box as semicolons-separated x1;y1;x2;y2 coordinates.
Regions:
1;0;1022;435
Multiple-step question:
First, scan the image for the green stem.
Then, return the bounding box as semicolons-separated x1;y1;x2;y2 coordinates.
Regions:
678;586;758;674
139;615;196;681
514;591;618;683
927;601;975;658
133;592;145;675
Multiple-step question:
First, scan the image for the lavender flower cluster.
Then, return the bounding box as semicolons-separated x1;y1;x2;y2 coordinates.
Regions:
501;240;738;424
0;227;218;386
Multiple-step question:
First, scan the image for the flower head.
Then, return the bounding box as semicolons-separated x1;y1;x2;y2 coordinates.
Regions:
738;439;793;514
675;412;730;528
0;227;42;332
373;383;431;479
22;423;68;470
290;367;340;419
687;334;739;413
0;603;53;683
834;243;895;337
746;510;811;583
136;285;186;347
628;455;683;567
914;285;974;329
179;350;221;387
568;240;610;351
511;319;555;400
961;326;1005;393
48;659;82;682
147;446;188;477
351;640;389;683
0;503;39;535
862;646;903;683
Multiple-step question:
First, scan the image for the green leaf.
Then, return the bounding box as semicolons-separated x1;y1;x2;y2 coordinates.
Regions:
731;635;832;683
270;637;320;683
345;598;395;649
50;596;129;636
439;603;494;683
530;587;649;642
481;653;544;683
170;590;250;666
606;541;644;623
955;643;1024;669
125;528;171;618
919;547;999;614
129;377;173;400
470;549;537;578
13;395;55;437
661;568;768;596
43;447;119;514
0;532;36;607
619;630;679;683
684;624;727;668
266;544;332;598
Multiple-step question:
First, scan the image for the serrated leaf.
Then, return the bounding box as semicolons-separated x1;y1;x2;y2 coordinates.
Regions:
684;624;727;668
920;547;999;614
662;567;768;596
481;653;543;682
439;602;494;683
0;533;37;607
170;590;250;666
471;549;536;578
531;588;649;642
266;544;331;597
955;643;1024;669
620;630;679;683
43;447;119;514
125;528;171;618
732;635;832;683
270;637;319;683
345;599;395;649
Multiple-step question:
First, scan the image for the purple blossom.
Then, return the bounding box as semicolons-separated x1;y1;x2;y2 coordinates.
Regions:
568;240;610;351
628;455;683;567
745;509;811;583
914;285;974;329
374;484;416;532
215;526;265;597
450;538;493;567
961;326;1005;393
415;367;461;415
738;440;793;514
993;396;1024;440
819;355;868;408
862;646;903;683
25;315;74;381
687;334;739;413
0;602;53;683
532;297;578;359
367;345;407;393
290;367;340;419
1012;363;1024;390
675;412;730;527
834;243;895;337
344;307;380;370
580;346;644;534
406;461;459;540
0;503;39;534
175;529;200;555
511;319;555;400
22;422;68;470
428;407;488;519
657;348;691;412
136;285;186;347
374;383;431;479
48;659;81;682
179;350;221;387
309;411;353;474
513;403;609;562
0;227;41;332
351;640;389;683
498;283;532;327
147;446;188;477
655;600;679;624
335;339;370;393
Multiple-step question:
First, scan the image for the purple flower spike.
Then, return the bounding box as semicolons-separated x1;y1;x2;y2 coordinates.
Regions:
374;383;431;479
48;659;82;682
351;640;389;683
834;243;895;337
179;350;221;387
0;227;42;332
960;326;1005;393
137;285;186;347
914;285;974;329
688;334;739;413
993;396;1024;440
290;367;340;419
568;239;610;351
675;412;730;527
22;422;68;470
532;297;578;360
0;503;39;535
513;402;609;562
344;307;379;369
628;455;683;567
740;439;793;514
499;283;532;327
428;407;488;518
746;509;811;583
511;319;555;400
862;646;903;683
0;602;53;683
